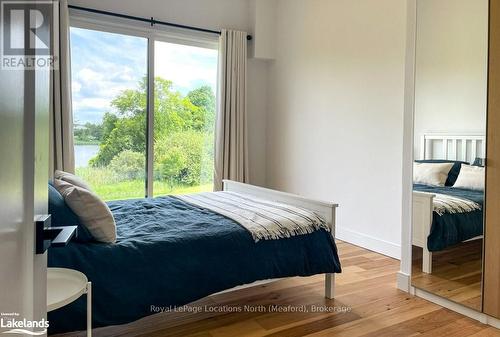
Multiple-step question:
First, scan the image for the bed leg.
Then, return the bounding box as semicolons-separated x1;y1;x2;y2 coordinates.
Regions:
422;248;432;274
325;273;335;299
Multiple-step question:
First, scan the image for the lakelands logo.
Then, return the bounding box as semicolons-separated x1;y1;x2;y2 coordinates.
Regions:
0;0;58;69
0;313;48;336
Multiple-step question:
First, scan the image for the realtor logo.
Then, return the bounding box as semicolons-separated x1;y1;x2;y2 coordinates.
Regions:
0;312;48;336
1;0;58;69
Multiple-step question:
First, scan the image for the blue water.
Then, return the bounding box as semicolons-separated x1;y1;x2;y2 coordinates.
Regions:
75;145;99;168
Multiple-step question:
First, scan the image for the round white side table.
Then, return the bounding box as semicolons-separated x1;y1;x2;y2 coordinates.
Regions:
47;268;92;337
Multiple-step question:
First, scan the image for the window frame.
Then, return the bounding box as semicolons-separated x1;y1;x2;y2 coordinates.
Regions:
69;10;219;198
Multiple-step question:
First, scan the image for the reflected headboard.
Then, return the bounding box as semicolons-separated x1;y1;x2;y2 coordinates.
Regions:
420;133;486;163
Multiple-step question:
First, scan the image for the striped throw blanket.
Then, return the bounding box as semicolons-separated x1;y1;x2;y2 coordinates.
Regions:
433;193;481;216
176;191;329;242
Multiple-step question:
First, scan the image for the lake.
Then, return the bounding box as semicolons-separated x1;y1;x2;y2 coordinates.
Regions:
75;144;99;168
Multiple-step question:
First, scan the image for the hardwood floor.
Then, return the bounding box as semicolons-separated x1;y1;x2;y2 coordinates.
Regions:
412;239;483;311
55;241;499;337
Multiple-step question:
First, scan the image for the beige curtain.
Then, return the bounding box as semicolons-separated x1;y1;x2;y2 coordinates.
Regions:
214;29;248;190
50;0;75;175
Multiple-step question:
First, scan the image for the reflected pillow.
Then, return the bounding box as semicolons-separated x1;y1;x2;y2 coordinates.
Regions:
413;162;454;187
54;179;116;243
55;170;92;191
473;157;485;167
453;164;485;191
415;160;468;186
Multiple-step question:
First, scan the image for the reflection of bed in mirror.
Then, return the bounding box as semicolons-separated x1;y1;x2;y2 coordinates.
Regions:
410;0;489;315
412;133;485;274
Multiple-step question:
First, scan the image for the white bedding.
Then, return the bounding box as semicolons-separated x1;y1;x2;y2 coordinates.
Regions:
432;193;481;216
176;191;329;242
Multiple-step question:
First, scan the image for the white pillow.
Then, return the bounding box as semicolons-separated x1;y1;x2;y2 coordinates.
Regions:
54;179;116;243
453;164;485;191
413;162;454;187
55;170;92;191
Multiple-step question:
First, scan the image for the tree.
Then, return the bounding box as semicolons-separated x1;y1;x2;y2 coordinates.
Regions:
92;77;205;167
187;85;216;131
74;122;103;144
108;150;145;181
89;76;216;189
90;113;146;167
154;130;213;187
158;147;187;190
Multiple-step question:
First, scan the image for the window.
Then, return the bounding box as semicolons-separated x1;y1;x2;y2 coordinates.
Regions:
70;22;218;201
71;27;148;200
153;41;217;196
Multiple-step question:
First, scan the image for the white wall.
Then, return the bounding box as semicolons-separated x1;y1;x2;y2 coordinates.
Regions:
265;0;408;258
413;0;488;157
247;58;268;185
68;0;268;186
250;0;277;59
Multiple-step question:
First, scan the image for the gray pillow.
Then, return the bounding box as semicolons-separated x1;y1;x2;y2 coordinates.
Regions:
54;179;116;243
55;170;92;191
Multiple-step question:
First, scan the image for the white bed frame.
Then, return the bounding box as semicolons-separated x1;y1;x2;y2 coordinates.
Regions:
413;133;485;274
222;180;339;299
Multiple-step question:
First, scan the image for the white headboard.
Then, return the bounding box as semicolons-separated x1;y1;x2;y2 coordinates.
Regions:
420;133;486;163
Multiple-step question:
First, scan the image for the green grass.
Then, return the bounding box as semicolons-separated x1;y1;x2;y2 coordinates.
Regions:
75;167;213;201
154;182;213;197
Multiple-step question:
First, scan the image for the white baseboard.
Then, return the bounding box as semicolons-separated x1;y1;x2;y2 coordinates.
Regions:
487;316;500;330
397;272;410;292
336;227;401;260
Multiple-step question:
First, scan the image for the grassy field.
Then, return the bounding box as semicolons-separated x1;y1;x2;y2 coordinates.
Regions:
76;167;213;201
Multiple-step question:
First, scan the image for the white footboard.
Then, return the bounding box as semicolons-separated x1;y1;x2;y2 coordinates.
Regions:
412;191;435;273
223;180;338;299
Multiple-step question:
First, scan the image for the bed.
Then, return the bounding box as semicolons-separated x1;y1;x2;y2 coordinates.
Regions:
412;133;485;273
47;180;341;334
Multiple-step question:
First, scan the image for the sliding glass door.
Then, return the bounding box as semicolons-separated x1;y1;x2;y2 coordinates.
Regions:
70;24;218;201
153;41;218;196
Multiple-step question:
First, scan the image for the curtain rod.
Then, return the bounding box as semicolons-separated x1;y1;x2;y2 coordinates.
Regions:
68;5;253;41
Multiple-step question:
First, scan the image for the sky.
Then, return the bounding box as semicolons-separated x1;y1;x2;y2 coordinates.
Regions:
70;27;218;125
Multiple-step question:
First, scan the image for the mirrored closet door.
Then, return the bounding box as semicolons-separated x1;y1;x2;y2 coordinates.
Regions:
411;0;488;311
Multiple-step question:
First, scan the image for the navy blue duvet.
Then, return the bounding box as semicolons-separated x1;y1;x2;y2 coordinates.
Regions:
413;184;484;252
48;196;341;334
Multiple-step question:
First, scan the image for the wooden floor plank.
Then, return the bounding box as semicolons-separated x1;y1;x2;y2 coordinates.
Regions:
412;239;483;311
358;309;478;337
